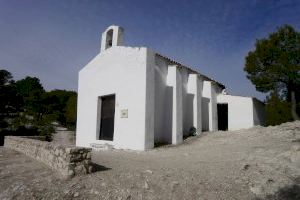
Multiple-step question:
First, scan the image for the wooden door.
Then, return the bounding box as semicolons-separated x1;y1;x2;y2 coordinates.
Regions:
99;95;115;141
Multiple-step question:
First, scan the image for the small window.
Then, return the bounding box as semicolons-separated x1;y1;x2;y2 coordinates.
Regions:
105;29;113;49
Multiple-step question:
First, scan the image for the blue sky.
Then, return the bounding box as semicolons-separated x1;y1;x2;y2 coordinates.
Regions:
0;0;300;100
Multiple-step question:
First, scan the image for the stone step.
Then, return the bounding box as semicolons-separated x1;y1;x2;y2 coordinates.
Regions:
90;143;114;151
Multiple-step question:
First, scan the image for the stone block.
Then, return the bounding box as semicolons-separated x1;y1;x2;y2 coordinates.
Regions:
4;136;93;179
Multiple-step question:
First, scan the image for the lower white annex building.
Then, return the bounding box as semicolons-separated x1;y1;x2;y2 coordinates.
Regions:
76;25;265;150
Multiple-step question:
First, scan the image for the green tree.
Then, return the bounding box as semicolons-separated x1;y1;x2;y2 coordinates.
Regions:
44;90;77;125
0;70;21;123
244;25;300;121
265;93;293;125
65;94;77;128
15;76;45;119
0;70;13;128
0;69;13;85
15;76;44;97
0;70;79;143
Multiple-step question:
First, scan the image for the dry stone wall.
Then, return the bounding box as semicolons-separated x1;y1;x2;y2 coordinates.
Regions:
4;136;93;178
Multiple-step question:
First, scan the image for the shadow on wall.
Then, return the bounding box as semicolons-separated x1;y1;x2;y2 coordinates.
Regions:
185;93;194;136
202;97;210;131
162;86;173;143
253;99;266;126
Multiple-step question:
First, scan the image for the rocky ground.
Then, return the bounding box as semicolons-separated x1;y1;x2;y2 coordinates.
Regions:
0;121;299;200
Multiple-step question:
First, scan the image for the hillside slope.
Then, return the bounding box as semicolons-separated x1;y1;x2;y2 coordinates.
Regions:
0;121;299;199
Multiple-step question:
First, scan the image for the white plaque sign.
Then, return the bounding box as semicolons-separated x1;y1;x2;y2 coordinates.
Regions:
120;109;128;118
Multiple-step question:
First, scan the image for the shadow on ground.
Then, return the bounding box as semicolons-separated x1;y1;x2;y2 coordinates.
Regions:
91;163;111;173
273;184;300;200
255;179;300;200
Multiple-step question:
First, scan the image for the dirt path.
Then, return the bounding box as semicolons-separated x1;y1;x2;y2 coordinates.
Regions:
0;122;299;199
52;127;75;146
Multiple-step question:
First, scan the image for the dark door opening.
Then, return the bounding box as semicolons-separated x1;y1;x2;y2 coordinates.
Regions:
217;104;228;131
99;95;115;141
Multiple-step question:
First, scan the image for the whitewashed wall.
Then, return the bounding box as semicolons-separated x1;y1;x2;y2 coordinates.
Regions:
76;46;155;150
154;57;203;144
187;74;203;135
166;66;183;144
154;56;173;143
217;95;258;130
202;81;218;131
181;68;192;136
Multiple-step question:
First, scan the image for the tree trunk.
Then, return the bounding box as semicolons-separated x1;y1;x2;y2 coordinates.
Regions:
291;90;300;120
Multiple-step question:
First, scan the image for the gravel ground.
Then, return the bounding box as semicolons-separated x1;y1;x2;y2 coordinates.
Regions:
0;121;299;200
52;127;75;146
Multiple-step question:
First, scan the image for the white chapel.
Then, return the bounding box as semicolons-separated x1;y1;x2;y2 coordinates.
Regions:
76;25;265;150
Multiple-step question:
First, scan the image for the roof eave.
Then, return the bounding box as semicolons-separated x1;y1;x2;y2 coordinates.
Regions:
155;53;225;89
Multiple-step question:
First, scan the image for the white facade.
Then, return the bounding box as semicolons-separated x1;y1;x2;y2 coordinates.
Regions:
217;95;266;130
76;25;265;150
